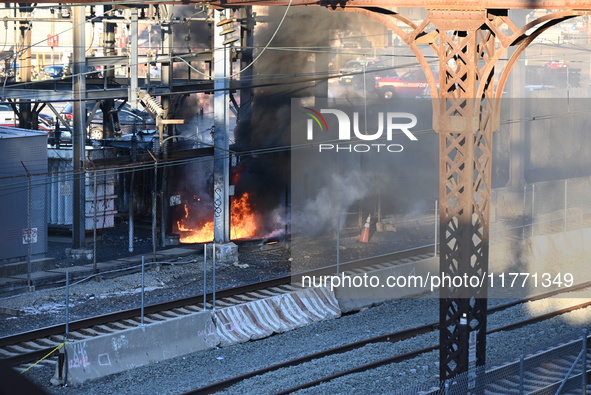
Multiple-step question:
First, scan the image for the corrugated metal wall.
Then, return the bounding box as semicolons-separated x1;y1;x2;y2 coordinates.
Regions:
0;128;48;262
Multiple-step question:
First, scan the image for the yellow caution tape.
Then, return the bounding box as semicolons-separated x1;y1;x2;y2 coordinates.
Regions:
20;342;68;374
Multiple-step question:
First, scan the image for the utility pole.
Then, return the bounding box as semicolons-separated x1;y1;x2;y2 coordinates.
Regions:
160;7;173;246
18;4;32;129
102;5;116;139
129;7;139;111
72;4;87;249
213;10;232;244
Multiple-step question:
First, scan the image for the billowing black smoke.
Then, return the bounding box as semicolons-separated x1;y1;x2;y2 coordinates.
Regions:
169;6;383;240
232;7;365;237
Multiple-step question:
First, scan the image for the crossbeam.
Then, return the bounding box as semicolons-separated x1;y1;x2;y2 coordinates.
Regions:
200;0;591;8
6;0;591;9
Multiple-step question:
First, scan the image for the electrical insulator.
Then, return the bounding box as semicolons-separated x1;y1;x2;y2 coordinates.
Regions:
223;36;239;46
139;91;164;118
217;15;239;46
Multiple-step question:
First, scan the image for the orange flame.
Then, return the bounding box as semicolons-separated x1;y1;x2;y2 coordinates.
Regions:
176;193;258;243
230;193;258;240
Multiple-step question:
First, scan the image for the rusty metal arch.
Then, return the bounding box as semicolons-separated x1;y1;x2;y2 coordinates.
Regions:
496;10;588;97
337;8;588;101
325;6;589;386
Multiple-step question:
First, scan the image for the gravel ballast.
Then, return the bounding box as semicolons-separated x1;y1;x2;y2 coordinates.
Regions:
3;217;590;394
11;282;591;395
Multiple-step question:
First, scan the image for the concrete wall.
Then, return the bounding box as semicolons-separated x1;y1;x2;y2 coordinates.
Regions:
54;286;342;386
489;227;591;298
54;311;217;385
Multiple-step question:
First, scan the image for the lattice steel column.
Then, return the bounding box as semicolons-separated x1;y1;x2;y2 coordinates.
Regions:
428;11;496;386
336;4;587;389
341;9;499;385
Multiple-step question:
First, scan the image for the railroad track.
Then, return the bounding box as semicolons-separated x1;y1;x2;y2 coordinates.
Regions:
4;245;590;393
0;275;290;368
477;336;591;395
182;284;591;394
0;246;434;369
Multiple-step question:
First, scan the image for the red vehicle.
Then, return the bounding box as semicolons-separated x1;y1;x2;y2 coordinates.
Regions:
376;68;438;99
544;60;568;69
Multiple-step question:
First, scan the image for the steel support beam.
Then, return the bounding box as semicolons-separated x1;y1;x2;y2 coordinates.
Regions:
7;0;591;10
102;4;117;139
239;6;254;137
0;87;129;102
72;5;87;248
213;10;232;243
337;6;589;390
129;8;139;111
160;9;174;246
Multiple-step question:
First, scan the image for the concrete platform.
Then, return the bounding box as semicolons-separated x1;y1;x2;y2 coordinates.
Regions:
8;270;65;283
115;256;145;264
157;247;197;257
1;271;65;295
46;265;95;275
0;248;199;298
0;258;56;277
95;260;130;272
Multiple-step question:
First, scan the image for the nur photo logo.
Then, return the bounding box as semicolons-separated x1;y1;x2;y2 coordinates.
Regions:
303;107;418;153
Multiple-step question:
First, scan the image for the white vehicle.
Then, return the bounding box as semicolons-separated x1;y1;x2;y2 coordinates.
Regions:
0;104;17;127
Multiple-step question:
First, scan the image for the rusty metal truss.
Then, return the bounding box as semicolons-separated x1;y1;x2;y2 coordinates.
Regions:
338;6;589;387
7;0;591;9
207;0;591;9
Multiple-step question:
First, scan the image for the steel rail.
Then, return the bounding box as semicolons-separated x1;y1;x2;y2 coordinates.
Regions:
0;245;432;366
3;246;589;371
183;284;591;394
271;300;591;395
0;276;289;366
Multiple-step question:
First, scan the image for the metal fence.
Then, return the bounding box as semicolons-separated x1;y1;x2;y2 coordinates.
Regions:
311;174;591;269
396;329;590;395
484;176;591;247
5;150;591;291
524;176;591;238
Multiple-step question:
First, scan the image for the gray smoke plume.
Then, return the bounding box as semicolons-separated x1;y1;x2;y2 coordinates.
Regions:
292;170;373;236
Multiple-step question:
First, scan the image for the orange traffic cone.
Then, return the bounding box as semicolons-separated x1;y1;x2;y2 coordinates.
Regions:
359;214;371;243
